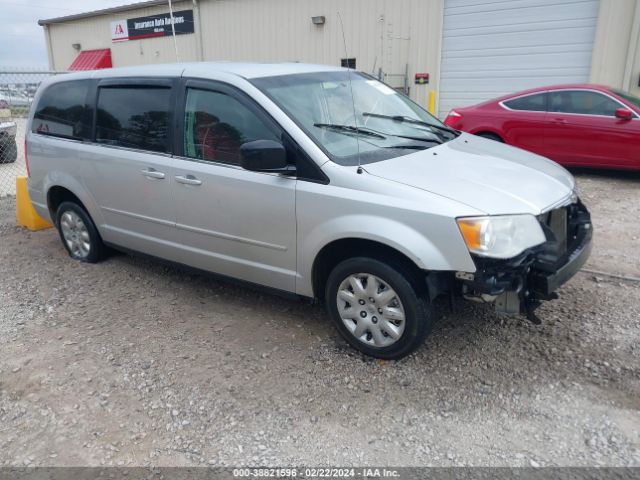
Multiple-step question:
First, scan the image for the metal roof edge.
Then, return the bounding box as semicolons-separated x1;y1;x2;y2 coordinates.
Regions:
38;0;172;26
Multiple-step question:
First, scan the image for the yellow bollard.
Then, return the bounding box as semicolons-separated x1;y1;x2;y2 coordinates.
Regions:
15;176;53;231
428;90;436;116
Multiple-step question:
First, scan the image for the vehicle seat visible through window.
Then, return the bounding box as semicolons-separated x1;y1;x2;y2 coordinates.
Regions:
194;110;243;164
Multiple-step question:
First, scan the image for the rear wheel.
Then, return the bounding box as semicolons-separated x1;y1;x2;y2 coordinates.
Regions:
55;201;108;263
476;132;504;143
325;257;433;359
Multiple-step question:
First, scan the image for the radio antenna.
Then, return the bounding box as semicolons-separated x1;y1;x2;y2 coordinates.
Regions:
337;12;362;174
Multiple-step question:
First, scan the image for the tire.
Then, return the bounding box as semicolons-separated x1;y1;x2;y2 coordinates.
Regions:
325;257;433;359
476;132;504;143
0;135;17;163
55;201;108;263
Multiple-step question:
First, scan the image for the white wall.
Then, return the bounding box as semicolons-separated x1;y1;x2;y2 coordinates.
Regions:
45;0;443;109
46;1;198;71
589;0;640;97
197;0;443;108
45;0;640;116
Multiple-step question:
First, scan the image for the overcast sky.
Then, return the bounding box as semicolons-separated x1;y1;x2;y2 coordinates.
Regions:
0;0;136;68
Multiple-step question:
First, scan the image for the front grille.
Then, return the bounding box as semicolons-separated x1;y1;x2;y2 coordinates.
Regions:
538;206;569;257
535;201;591;271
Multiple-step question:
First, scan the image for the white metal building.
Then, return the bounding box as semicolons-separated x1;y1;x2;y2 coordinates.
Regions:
39;0;640;117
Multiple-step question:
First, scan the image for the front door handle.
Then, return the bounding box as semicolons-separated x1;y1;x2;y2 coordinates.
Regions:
551;118;568;125
141;168;165;179
175;174;203;186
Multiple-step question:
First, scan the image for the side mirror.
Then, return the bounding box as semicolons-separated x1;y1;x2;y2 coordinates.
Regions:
615;108;633;121
240;140;292;173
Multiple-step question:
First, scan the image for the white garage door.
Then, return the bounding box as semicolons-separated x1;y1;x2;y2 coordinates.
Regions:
439;0;600;117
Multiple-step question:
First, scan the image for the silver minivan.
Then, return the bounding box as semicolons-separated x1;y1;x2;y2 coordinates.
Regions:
26;63;592;359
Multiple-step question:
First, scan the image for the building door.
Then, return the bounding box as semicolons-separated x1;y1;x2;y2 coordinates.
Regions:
438;0;600;118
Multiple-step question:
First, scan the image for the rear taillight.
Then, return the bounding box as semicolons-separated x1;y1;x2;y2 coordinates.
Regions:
444;110;462;127
24;139;30;177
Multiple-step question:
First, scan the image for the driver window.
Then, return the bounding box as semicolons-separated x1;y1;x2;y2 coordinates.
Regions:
184;88;279;165
549;90;620;117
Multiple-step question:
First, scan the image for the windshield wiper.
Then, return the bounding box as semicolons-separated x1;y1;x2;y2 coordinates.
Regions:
361;112;460;136
313;123;386;139
391;133;443;144
384;141;441;150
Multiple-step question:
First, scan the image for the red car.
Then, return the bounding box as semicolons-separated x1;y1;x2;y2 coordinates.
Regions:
444;84;640;170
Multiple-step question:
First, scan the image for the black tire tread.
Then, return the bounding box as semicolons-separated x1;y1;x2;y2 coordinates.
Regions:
325;257;433;360
55;201;108;263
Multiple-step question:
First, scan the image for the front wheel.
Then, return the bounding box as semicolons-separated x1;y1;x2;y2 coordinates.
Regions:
56;201;108;263
325;257;433;359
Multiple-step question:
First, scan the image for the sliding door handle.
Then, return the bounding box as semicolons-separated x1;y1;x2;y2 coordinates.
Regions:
175;175;202;186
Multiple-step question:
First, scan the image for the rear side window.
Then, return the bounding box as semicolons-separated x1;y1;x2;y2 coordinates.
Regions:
96;86;171;153
32;80;91;139
503;93;547;112
549;90;621;117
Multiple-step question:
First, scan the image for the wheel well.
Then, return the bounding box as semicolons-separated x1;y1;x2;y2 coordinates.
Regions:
47;187;84;223
311;238;425;300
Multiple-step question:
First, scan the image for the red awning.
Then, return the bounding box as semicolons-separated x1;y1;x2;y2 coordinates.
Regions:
69;49;112;71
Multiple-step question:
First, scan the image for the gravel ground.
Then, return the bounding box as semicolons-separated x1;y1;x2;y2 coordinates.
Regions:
0;171;639;468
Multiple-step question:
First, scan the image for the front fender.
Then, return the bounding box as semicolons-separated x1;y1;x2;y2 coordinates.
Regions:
296;214;476;297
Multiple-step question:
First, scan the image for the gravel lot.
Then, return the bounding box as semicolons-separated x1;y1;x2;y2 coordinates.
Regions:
0;171;639;468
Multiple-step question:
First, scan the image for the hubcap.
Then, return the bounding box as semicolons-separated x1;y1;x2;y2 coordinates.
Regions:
336;273;406;348
60;210;91;258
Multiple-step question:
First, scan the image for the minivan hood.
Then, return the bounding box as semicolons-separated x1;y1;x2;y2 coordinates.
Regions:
363;133;575;215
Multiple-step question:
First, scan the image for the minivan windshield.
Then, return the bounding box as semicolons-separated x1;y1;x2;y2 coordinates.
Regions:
251;71;458;166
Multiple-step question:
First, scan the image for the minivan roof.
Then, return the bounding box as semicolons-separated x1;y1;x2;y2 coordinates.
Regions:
53;62;344;81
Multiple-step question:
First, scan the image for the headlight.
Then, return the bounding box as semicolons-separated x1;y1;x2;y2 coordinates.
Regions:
456;215;546;259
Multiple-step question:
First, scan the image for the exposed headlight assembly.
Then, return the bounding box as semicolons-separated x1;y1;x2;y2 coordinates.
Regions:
456;215;546;259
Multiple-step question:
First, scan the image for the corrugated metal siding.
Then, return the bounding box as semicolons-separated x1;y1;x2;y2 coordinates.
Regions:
439;0;600;117
46;0;443;108
197;0;443;106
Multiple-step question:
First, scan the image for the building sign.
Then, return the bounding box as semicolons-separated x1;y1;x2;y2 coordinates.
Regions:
111;10;194;42
414;73;430;85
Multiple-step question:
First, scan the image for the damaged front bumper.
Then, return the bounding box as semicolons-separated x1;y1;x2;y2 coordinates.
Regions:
457;200;593;323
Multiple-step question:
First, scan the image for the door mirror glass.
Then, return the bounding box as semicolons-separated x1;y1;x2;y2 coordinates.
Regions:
615;107;633;120
240;140;288;172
